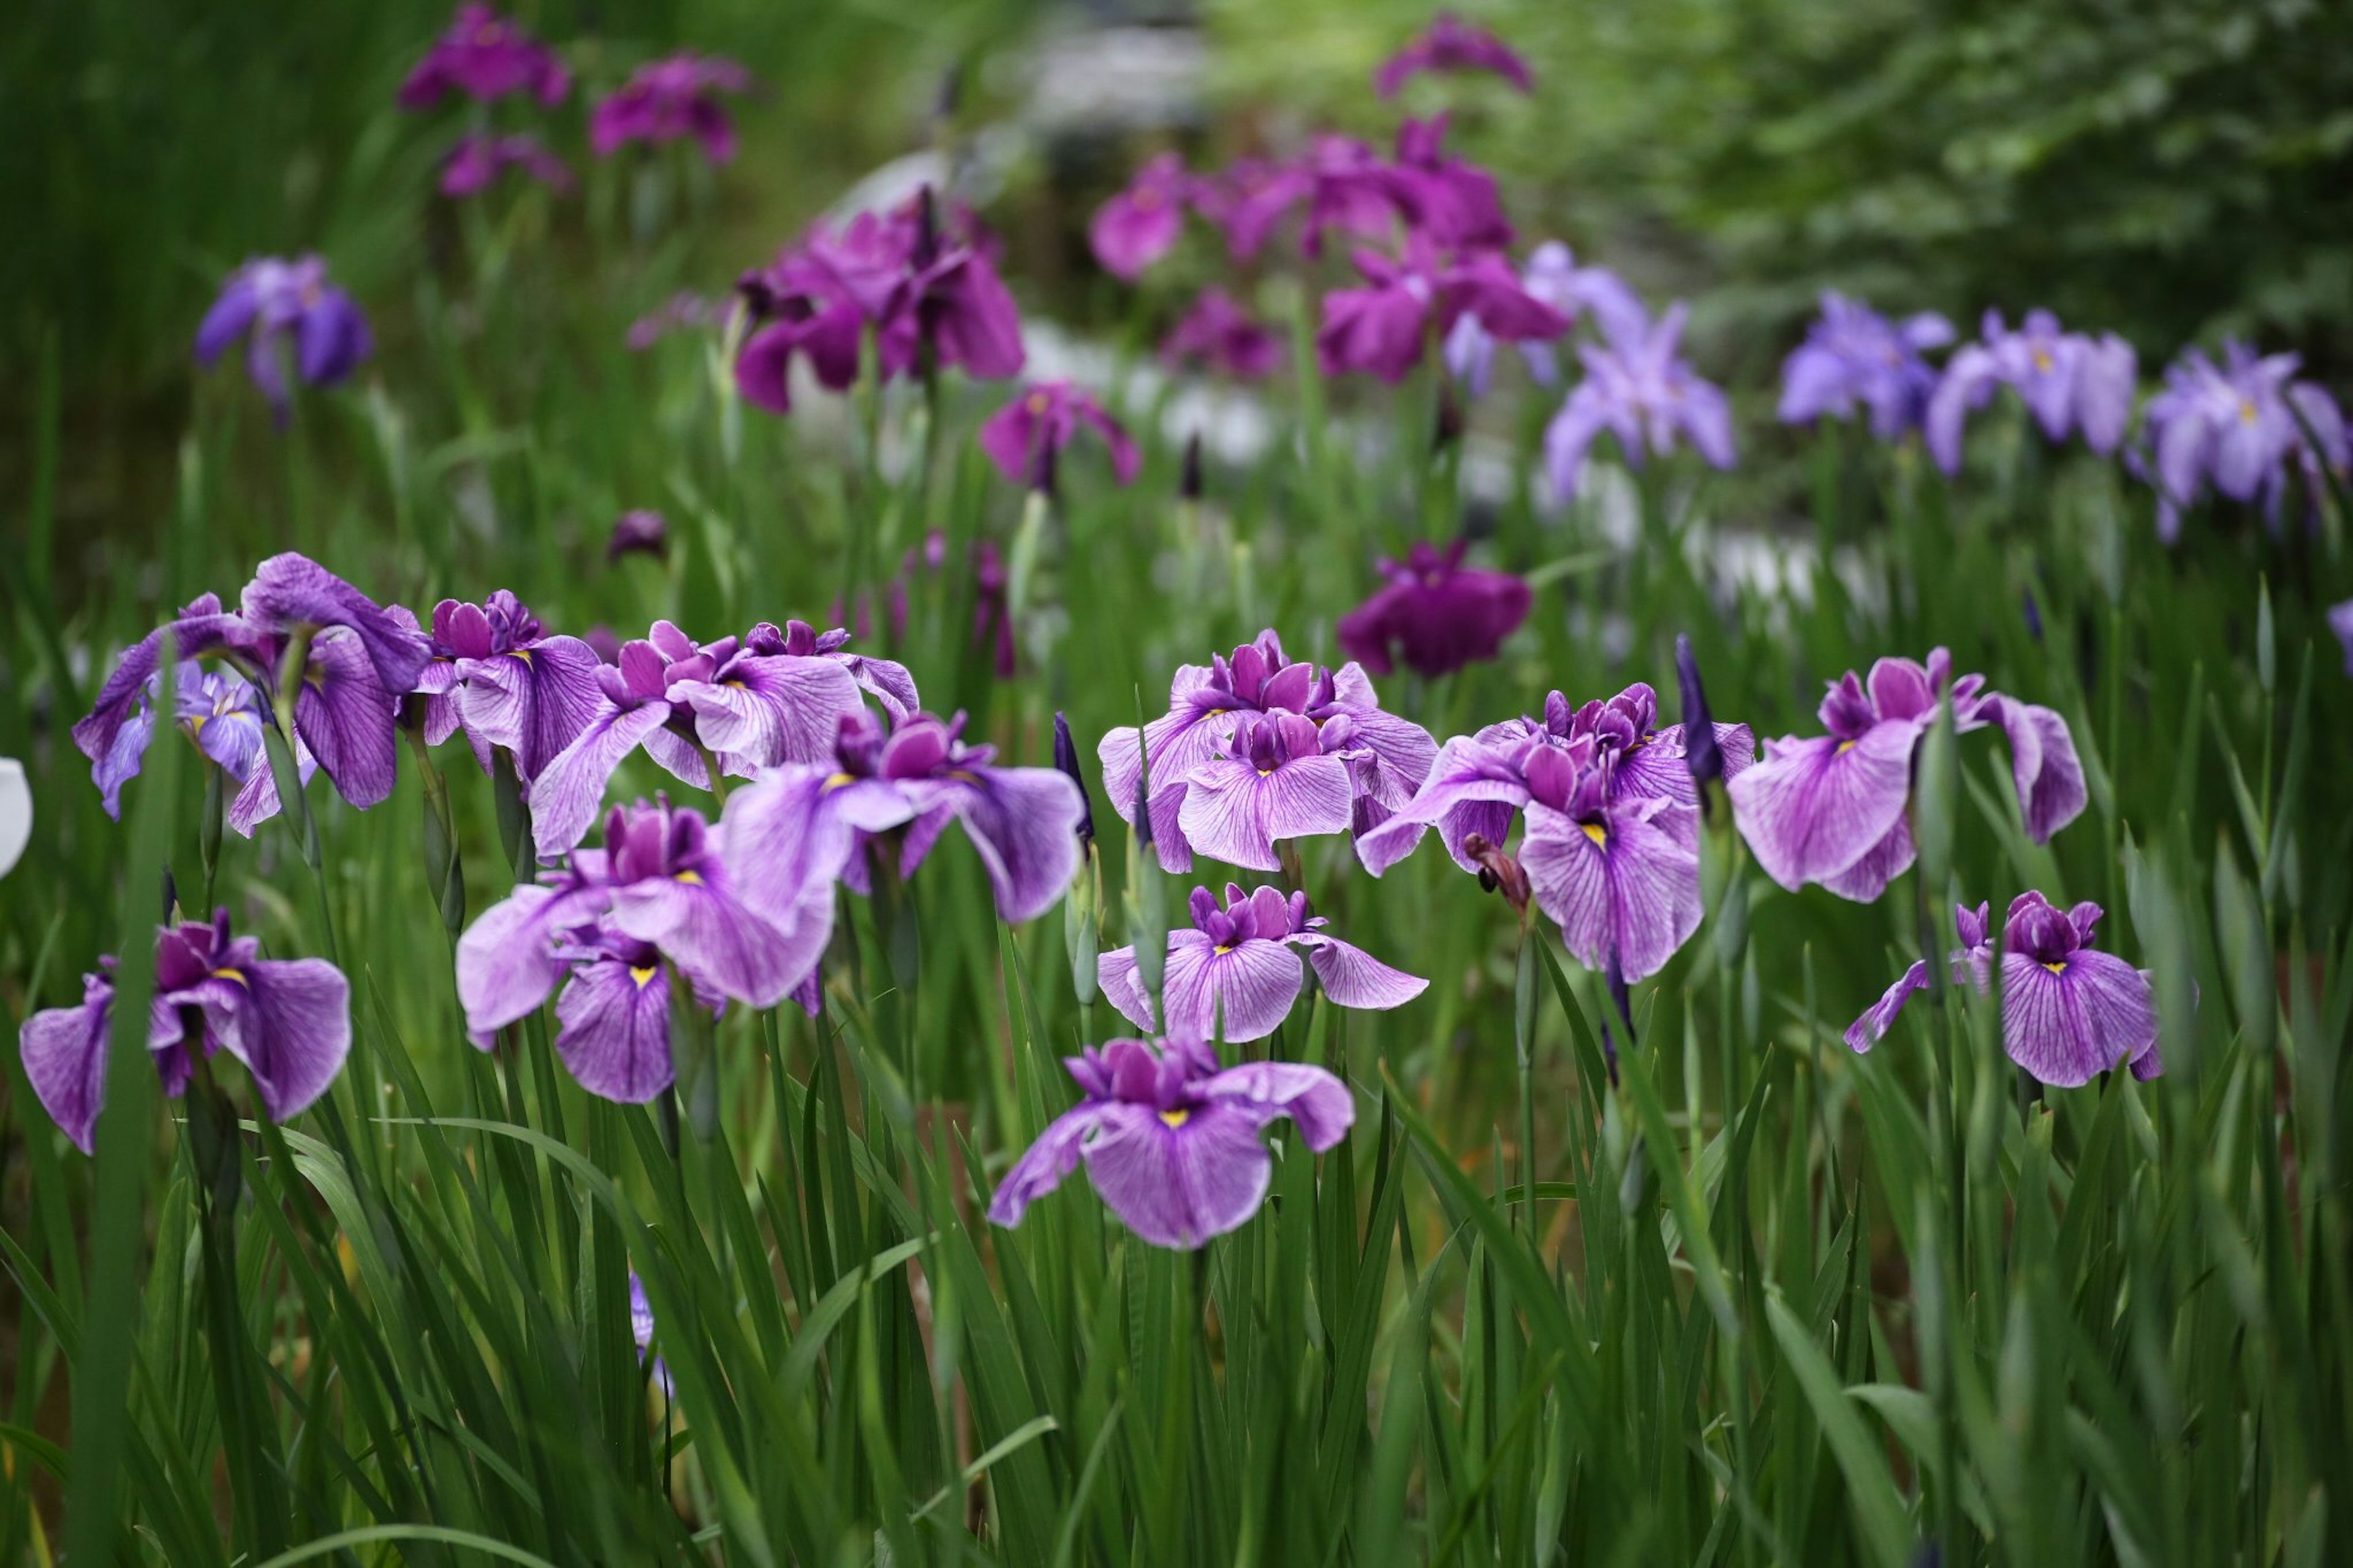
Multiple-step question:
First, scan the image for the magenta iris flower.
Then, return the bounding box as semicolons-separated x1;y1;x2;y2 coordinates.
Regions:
1161;288;1283;381
1374;12;1534;97
1299;135;1406;259
1846;894;2161;1087
1728;650;2086;903
440;132;574;198
1336;539;1531;678
458;800;820;1099
1101;629;1439;875
591;53;752;164
1089;153;1193;281
1191;159;1311;262
529;618;914;857
1377;113;1513;254
1319;239;1570;384
411;592;603;782
1925;309;2137;474
20;911;350;1154
1449;241;1646;396
398;4;569;110
1543;303;1735;502
1099;884;1426;1042
194;256;373;423
1778;292;1953;441
987;1034;1354;1249
607;510;669;562
2139;341;2349;541
979;382;1141;488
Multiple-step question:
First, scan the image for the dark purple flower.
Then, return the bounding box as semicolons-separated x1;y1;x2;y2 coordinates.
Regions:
1299;135;1406;259
440;132;575;198
19;911;350;1154
194;256;373;422
591;54;752;164
457;800;819;1098
1053;711;1094;850
1925;309;2136;474
1191;159;1311;262
529;619;911;856
1161;289;1283;381
986;1034;1354;1249
2139;341;2347;541
1099;884;1425;1042
978;382;1140;488
1544;303;1735;502
414;592;604;782
1727;650;2087;903
1101;629;1440;875
1336;539;1531;678
1089;153;1193;281
1374;12;1534;97
398;4;569;110
1674;636;1724;792
1318;240;1570;384
608;510;669;562
1377;113;1514;254
1778;292;1953;441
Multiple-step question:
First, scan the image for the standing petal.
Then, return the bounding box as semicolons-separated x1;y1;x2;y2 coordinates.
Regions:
553;958;676;1103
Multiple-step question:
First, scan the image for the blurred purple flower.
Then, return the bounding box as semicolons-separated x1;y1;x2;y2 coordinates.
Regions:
2139;341;2348;541
1319;240;1569;384
1449;241;1645;395
2332;600;2353;676
1191;158;1311;262
979;382;1140;488
986;1034;1354;1248
626;292;724;352
1300;135;1404;259
1089;153;1192;281
1336;539;1530;678
1778;291;1952;441
1378;113;1513;254
1161;288;1283;381
607;509;669;562
1374;12;1534;97
591;54;752;164
440;132;575;198
414;591;604;782
398;4;569;110
1925;309;2136;474
1543;303;1734;501
194;256;372;423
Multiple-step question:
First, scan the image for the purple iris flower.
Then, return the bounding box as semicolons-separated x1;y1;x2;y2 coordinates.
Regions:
19;911;350;1154
1727;650;2086;903
608;510;669;562
1374;12;1535;97
1299;135;1407;259
398;4;570;110
1100;629;1439;874
86;659;265;819
1448;241;1647;396
1377;113;1514;254
412;592;603;782
1161;288;1283;381
1846;893;2161;1086
1099;884;1426;1042
74;555;433;822
1778;292;1953;441
1924;309;2137;474
529;618;913;857
1191;159;1311;262
440;132;575;198
978;382;1141;488
1336;539;1531;678
1543;303;1735;502
457;800;822;1099
591;54;753;164
626;293;724;352
1318;239;1571;384
628;1273;675;1398
1089;153;1194;281
986;1034;1354;1249
2139;341;2349;540
1175;711;1372;872
194;256;373;423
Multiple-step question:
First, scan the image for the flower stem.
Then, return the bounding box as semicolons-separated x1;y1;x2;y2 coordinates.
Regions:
266;628;341;965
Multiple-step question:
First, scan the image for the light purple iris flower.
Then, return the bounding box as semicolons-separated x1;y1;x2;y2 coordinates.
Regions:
1727;650;2086;903
1161;288;1283;381
19;910;350;1155
1191;159;1312;262
1319;239;1571;385
529;618;912;857
440;132;575;198
987;1034;1354;1249
398;4;570;109
1924;309;2137;474
628;1273;675;1398
1779;292;1953;441
1176;712;1371;872
1374;12;1535;97
457;800;821;1099
1099;884;1426;1042
1544;303;1735;502
75;555;432;824
86;659;268;820
194;256;373;423
719;709;1086;940
1089;153;1194;281
1336;539;1530;679
2138;341;2349;541
1101;629;1439;875
978;383;1141;488
1846;893;2161;1087
591;53;752;164
411;591;603;782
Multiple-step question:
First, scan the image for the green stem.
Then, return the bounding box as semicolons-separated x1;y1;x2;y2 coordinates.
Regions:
267;629;341;965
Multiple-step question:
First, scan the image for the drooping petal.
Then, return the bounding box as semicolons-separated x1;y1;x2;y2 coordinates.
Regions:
19;985;113;1153
194;278;260;366
241;552;433;695
673;656;863;770
1096;944;1158;1033
1817;817;1915;903
461;635;606;780
1986;697;2087;844
1520;799;1702;982
917;764;1083;922
605;872;817;1010
1726;721;1922;894
1843;960;1930;1053
292;632;402;809
455;884;605;1039
1082;1099;1273;1249
195;956;351;1124
553;958;676;1103
1199;1059;1356;1151
985;1101;1105;1228
530;702;673;857
1999;949;2159;1088
1163;934;1305;1043
1295;934;1428;1012
1178;755;1355;871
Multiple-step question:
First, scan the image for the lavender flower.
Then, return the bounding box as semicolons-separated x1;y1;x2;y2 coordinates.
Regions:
1449;241;1646;396
1544;303;1735;502
1099;884;1425;1042
2139;341;2349;540
1161;288;1283;381
986;1034;1354;1249
978;383;1140;488
20;911;350;1154
1374;12;1534;97
591;54;752;164
412;592;603;782
398;4;569;109
1318;239;1569;384
628;1274;675;1398
194;256;373;422
1925;309;2137;474
1089;153;1192;281
1778;292;1953;441
1727;650;2086;903
1336;540;1531;679
440;133;575;198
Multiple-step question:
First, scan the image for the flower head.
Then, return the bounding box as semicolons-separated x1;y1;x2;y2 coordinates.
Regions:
1319;240;1569;384
1161;288;1283;381
1336;540;1529;678
414;591;603;782
398;4;569;110
987;1034;1354;1248
1191;159;1311;262
1377;113;1513;254
1374;12;1534;97
1778;291;1953;441
2138;340;2346;540
1925;309;2136;474
440;132;575;198
979;382;1140;488
194;256;373;422
592;53;752;164
607;509;669;562
1450;241;1646;396
1544;303;1735;502
1089;153;1194;281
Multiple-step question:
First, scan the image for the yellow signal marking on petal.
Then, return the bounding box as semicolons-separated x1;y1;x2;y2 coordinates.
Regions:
2238;401;2258;425
2033;350;2053;373
1580;822;1608;847
824;771;856;790
1835;740;1857;754
724;678;748;689
1257;767;1275;776
211;968;250;988
1214;944;1235;955
674;869;703;885
948;769;984;784
2042;961;2067;975
513;648;534;665
630;965;659;988
1159;1108;1190;1129
189;714;208;738
1026;392;1051;415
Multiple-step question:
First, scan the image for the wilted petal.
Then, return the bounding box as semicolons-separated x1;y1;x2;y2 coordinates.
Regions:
241;552;432;695
553;958;676;1103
